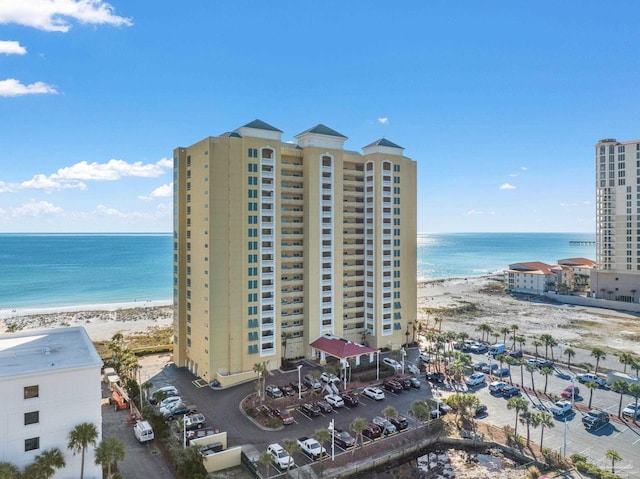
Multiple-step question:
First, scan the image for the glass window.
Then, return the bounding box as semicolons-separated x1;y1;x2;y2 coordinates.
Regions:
25;437;40;451
24;411;39;425
24;385;39;399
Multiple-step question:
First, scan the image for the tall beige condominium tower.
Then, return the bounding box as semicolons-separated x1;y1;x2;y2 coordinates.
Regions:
173;120;417;386
592;138;640;303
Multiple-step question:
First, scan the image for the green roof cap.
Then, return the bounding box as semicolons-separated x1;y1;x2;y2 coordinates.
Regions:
241;119;282;132
364;138;403;149
298;124;347;138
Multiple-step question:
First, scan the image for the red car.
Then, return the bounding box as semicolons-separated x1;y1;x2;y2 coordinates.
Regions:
561;386;580;399
362;423;382;440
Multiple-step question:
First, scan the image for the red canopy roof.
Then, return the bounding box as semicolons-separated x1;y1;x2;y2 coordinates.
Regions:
309;334;378;360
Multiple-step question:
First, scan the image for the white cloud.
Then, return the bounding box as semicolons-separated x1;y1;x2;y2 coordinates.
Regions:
0;78;58;97
0;0;132;32
0;40;26;55
95;204;127;217
21;174;87;191
0;180;18;193
378;117;389;124
138;183;173;201
54;158;169;181
499;183;516;190
520;166;527;171
4;199;63;218
467;210;495;215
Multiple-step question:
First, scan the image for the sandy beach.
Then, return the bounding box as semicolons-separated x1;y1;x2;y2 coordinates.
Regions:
2;276;639;357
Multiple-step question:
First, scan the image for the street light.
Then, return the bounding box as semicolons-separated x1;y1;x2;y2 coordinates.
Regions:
329;419;335;461
297;364;302;400
400;348;406;375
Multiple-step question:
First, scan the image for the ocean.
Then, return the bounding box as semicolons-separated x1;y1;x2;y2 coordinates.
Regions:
0;232;595;310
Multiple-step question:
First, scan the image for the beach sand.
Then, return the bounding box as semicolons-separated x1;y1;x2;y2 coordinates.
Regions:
2;276;639;355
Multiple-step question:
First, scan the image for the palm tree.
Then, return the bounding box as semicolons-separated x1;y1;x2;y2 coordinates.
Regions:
477;323;492;343
434;317;443;333
611;380;630;418
258;451;272;479
532;340;542;358
511;324;519;349
539;334;552;359
536;411;554;452
500;327;511;345
491;332;500;344
547;336;558;362
519;410;535;446
313;428;331;462
282;439;299;472
281;331;293;360
382;405;399;426
507;396;529;436
504;356;517;385
591;348;606;375
564;347;576;369
0;463;20;479
526;365;537;391
350;417;367;453
94;437;125;479
32;448;66;479
253;362;268;404
540;367;553;395
515;335;526;352
67;422;99;479
605;449;622;474
585;381;599;409
618;352;636;374
517;359;525;388
408;400;431;432
628;384;640;422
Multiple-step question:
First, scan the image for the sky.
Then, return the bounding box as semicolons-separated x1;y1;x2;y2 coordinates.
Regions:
1;1;639;234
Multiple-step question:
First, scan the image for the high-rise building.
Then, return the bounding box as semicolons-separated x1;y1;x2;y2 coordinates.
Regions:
592;138;640;303
173;120;417;387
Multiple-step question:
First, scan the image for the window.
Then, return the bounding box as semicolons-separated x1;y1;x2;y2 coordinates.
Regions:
24;385;39;399
25;437;39;451
24;411;39;425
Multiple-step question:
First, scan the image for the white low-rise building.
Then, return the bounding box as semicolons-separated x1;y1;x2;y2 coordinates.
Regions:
0;326;103;478
506;262;557;294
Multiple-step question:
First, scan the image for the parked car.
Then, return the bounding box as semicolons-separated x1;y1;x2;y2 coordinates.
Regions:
576;373;606;387
280;384;295;397
321;372;340;384
537;359;554;369
501;386;521;398
469;342;488;354
561;385;580;399
150;385;179;404
158;396;182;411
363;386;385;401
301;402;321;417
304;374;322;390
408;377;421;388
267;443;294;470
390;415;409;431
324;394;344;408
582;410;609;430
290;382;308;395
372;416;397;435
489;381;508;393
466;373;486;387
481;364;499;374
333;429;355;449
163;403;196;420
475;404;488;417
508;349;523;358
494;367;510;378
184;413;206;431
419;353;431;363
473;361;488;371
265;385;283;399
407;364;421;375
622;403;640;419
550;400;572;417
362;423;382;440
270;407;294;425
340;392;359;407
426;371;445;383
430;399;452;418
315;400;333;414
397;377;412;390
525;359;539;367
383;379;403;393
382;357;402;372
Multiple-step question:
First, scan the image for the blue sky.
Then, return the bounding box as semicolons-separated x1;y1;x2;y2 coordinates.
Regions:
1;1;639;233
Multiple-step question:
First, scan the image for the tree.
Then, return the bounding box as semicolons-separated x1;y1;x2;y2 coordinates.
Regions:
510;324;519;349
500;327;511;345
434;317;443;333
611;380;630;418
539;367;553;395
628;383;640;422
507;396;529;436
67;422;99;479
281;331;293;360
382;406;399;426
519;410;535;446
618;352;636;374
253;362;268;404
282;439;299;472
258;451;272;479
350;417;368;454
477;323;492;343
94;437;125;479
408;400;431;432
504;356;517;385
536;411;554;451
526;365;537;392
515;335;526;351
585;381;599;409
313;428;331;463
590;348;606;375
532;340;542;358
605;449;622;474
32;448;66;479
564;347;576;369
0;463;20;479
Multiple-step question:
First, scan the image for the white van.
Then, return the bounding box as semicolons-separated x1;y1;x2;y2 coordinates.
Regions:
133;420;154;443
488;344;506;356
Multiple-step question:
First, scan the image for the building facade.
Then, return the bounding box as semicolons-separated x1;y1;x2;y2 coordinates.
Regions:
173;120;417;386
592;138;640;303
0;327;103;478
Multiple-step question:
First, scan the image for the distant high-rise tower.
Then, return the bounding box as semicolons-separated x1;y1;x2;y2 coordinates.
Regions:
172;120;417;386
592;138;640;303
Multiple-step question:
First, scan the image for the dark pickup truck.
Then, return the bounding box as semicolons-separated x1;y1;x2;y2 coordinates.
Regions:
582;410;609;430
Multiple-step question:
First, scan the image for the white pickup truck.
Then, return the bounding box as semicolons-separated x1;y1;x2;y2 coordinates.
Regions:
297;436;327;460
550;400;572;416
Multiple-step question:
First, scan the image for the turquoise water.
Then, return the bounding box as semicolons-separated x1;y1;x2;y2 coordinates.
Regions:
0;232;595;309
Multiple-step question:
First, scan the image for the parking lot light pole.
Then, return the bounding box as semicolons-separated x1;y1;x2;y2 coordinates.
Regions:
401;348;406;375
297;364;302;400
330;419;335;461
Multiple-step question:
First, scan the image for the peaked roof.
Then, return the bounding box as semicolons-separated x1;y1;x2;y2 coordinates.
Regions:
309;334;378;359
507;262;556;275
241;119;282;132
557;258;596;267
363;138;403;149
297;124;347;138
